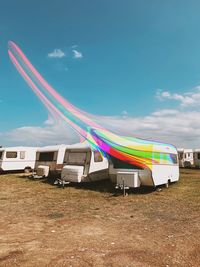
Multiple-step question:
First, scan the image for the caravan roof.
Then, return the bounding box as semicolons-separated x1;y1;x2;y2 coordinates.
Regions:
36;144;70;152
177;148;184;152
68;142;91;150
0;146;37;151
184;149;193;153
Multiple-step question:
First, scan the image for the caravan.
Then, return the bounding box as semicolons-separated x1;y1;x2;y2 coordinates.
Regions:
60;143;109;185
0;147;37;173
182;149;194;168
34;144;70;178
109;144;179;189
177;148;194;168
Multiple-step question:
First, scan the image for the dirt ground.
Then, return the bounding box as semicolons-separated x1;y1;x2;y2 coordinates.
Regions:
0;169;199;267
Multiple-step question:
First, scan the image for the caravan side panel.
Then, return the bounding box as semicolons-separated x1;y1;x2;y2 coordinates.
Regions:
57;148;66;165
152;165;179;186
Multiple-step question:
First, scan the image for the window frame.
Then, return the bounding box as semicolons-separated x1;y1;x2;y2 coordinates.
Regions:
38;151;55;162
94;150;103;162
0;151;3;160
67;151;87;165
6;151;18;159
20;151;26;159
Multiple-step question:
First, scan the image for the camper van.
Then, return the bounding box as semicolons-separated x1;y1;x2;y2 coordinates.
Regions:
60;143;109;185
109;144;179;189
183;149;194;168
193;149;200;168
0;147;37;173
178;148;194;168
34;144;70;178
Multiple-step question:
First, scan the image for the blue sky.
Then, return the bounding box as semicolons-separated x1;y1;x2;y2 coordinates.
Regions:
1;0;200;147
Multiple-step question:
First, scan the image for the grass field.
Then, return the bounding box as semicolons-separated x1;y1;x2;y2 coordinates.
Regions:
0;169;199;267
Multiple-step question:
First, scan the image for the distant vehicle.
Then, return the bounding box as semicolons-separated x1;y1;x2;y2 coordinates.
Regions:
183;149;194;168
109;143;179;189
178;148;194;168
193;149;200;168
0;147;37;173
34;144;69;178
59;142;109;186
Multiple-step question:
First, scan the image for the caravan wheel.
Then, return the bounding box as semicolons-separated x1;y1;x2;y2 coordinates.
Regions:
24;167;32;173
184;161;191;168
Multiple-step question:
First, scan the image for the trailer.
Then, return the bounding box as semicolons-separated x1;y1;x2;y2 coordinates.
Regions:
34;144;70;178
109;143;179;189
178;148;194;168
59;142;109;186
0;146;37;173
182;149;194;168
193;149;200;168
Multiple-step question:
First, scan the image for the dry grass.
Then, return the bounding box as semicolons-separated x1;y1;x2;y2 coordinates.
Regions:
0;169;199;266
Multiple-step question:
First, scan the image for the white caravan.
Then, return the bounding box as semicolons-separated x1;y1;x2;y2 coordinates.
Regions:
182;149;194;168
178;148;194;168
60;143;109;185
0;147;37;173
193;149;200;168
109;144;179;189
34;144;70;178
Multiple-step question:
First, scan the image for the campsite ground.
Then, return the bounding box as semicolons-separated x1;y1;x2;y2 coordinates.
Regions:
0;169;199;267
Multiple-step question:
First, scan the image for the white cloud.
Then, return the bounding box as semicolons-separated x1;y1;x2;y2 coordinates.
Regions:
44;116;55;126
96;109;200;148
1;107;200;148
0;121;79;147
72;49;83;59
122;110;128;115
71;45;78;49
152;109;179;116
156;87;200;107
2;85;200;148
48;49;66;58
121;110;128;119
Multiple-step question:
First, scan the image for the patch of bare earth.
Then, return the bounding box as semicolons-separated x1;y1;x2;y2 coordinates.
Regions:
0;169;199;266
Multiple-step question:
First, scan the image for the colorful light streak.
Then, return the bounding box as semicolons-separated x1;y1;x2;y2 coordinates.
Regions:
8;41;178;170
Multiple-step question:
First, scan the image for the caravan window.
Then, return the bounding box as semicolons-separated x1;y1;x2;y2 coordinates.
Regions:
39;152;55;161
110;156;142;170
170;154;178;164
20;151;26;159
0;151;3;160
68;152;87;165
197;153;200;160
94;151;103;162
6;151;17;158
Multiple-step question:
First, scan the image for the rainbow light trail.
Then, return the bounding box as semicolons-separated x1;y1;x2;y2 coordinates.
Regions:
8;41;177;170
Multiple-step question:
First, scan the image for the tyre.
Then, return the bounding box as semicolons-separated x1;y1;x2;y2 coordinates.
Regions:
24;167;32;173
